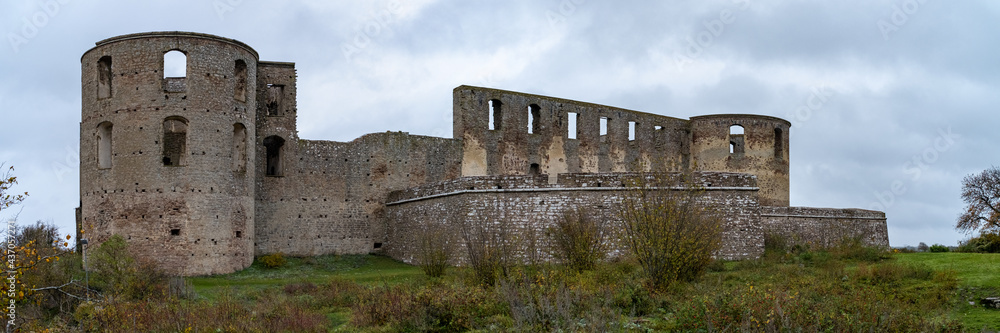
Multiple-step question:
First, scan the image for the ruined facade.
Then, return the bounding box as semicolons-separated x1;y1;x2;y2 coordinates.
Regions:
78;32;889;276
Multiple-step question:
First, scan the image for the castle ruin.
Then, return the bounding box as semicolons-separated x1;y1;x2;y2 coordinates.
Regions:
78;32;889;276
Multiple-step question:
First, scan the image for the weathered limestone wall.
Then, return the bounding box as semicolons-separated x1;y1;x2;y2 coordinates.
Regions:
384;172;765;264
453;86;691;179
79;32;258;275
690;114;790;207
253;132;462;256
760;206;889;249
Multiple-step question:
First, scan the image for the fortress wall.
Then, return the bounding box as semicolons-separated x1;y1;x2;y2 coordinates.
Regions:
760;206;889;249
453;86;691;179
80;32;258;276
384;172;764;264
690;115;791;207
253;132;462;256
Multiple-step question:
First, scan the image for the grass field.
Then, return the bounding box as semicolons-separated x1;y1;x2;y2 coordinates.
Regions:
179;252;1000;331
895;252;1000;330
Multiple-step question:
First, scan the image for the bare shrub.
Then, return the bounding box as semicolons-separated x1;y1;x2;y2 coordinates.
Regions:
617;173;723;291
549;207;607;272
458;202;518;287
416;223;453;278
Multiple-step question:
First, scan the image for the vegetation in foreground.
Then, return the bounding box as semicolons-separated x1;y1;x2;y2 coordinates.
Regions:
18;237;1000;332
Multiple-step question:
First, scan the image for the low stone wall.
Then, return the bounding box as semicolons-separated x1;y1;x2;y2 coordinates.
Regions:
384;172;764;264
759;206;889;249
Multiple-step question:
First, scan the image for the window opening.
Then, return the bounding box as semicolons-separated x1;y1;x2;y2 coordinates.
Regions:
528;104;540;134
488;99;502;130
162;117;188;166
264;135;286;176
163;50;187;78
97;56;112;99
567;112;578;139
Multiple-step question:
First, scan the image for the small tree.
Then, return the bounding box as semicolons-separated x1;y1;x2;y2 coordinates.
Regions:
548;207;607;272
917;242;929;252
957;166;1000;234
618;173;723;291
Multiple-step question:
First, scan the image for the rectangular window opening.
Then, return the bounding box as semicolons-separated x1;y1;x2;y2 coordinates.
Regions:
600;117;609;136
170;229;180;236
628;121;637;141
567;112;578;139
528;104;540;134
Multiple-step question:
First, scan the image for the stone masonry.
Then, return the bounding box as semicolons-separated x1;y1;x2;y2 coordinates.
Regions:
78;32;888;276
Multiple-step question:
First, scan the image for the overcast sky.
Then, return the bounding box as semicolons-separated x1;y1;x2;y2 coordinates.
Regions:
1;0;996;247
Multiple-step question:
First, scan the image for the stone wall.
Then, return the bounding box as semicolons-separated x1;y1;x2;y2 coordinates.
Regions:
80;32;258;276
760;206;889;249
384;172;765;264
253;132;462;256
453;86;691;179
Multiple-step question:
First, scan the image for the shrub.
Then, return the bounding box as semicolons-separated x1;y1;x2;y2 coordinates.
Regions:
90;234;169;300
416;224;453;278
956;233;1000;253
259;252;287;268
829;236;888;262
548;208;607;272
618;173;722;291
458;203;518;286
928;244;950;252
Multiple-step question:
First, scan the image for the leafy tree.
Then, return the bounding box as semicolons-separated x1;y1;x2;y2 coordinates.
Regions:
957;166;1000;234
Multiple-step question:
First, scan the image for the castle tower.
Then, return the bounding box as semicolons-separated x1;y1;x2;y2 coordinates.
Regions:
689;115;791;206
79;32;258;275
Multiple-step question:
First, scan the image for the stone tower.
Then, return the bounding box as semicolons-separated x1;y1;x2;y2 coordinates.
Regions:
79;32;257;275
689;115;791;206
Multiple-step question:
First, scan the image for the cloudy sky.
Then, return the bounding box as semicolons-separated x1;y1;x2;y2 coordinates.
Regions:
1;0;996;247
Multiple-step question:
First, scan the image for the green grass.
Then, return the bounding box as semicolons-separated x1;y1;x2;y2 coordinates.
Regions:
177;252;1000;331
896;252;1000;330
188;254;423;299
895;252;1000;287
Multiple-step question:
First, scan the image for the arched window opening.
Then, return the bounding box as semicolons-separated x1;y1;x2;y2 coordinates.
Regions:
266;84;284;116
162;117;188;166
774;128;784;159
163;50;187;78
567;112;578;139
729;124;745;155
528;104;540;134
97;122;113;169
263;135;285;176
488;99;502;130
233;123;247;172
234;60;247;102
97;56;112;99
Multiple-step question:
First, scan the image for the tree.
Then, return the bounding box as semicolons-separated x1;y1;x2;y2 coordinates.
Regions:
1;164;28;213
957;166;1000;234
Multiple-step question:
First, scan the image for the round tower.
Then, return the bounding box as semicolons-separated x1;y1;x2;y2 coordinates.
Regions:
689;114;790;206
79;32;258;275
